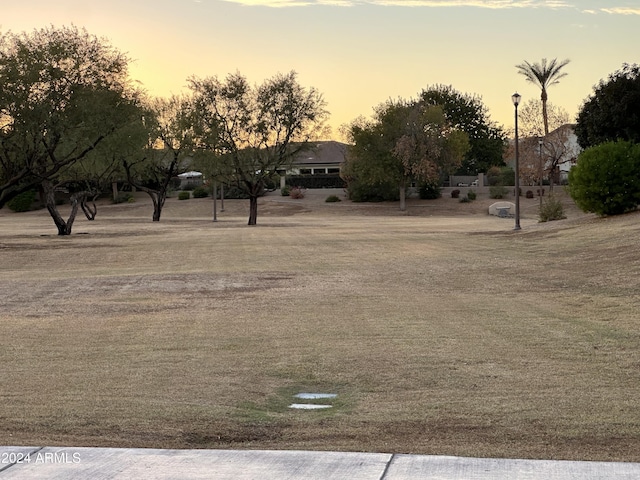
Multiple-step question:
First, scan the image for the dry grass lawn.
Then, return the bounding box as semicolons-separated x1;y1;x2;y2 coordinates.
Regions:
1;189;639;461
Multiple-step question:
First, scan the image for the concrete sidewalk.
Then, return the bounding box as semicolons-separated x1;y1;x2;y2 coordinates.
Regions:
1;446;640;479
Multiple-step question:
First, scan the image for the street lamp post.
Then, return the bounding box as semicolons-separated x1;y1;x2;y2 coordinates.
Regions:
512;92;521;231
538;137;544;210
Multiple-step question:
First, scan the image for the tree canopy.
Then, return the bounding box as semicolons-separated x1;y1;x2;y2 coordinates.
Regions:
418;85;506;175
0;25;138;233
575;63;640;149
343;98;469;210
189;71;329;225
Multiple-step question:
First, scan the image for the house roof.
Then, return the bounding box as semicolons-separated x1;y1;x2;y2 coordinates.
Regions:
292;141;347;167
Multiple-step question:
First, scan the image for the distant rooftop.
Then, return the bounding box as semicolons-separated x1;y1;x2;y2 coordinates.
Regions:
292;141;347;166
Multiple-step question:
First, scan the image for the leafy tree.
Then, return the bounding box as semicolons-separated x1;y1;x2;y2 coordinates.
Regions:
516;58;570;136
189;71;328;225
123;95;194;221
568;141;640;216
0;26;136;234
418;85;506;175
343;100;469;210
575;63;640;149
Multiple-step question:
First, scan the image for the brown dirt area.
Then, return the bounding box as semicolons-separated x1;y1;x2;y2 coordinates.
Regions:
1;188;639;461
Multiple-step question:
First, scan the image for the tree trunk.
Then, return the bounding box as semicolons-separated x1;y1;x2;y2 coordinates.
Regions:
541;89;549;136
248;195;258;225
42;181;80;236
399;178;407;211
80;193;98;220
151;191;163;222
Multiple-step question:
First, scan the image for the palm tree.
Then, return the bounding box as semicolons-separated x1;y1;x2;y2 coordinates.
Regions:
516;58;570;135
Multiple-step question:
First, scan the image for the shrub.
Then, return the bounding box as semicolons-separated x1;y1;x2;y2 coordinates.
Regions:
178;191;190;200
192;186;209;198
419;181;442;199
526;190;534;199
347;180;400;202
451;189;460;198
7;190;36;212
486;166;502;186
486;166;516;186
489;186;508;199
289;186;306;199
113;192;134;204
569;141;640;216
325;195;341;203
222;186;252;199
459;196;471;203
281;186;291;196
467;189;477;201
539;195;566;222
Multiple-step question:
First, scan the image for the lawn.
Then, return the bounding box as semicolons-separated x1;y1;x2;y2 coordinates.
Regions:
0;190;639;461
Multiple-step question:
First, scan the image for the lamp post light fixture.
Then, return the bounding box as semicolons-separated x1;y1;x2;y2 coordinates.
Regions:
512;92;521;231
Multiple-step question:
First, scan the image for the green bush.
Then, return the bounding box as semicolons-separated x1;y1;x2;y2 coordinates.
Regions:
569;141;640;216
178;191;191;200
325;195;341;202
281;186;291;196
192;186;209;198
459;196;471;203
419;181;442;199
489;186;508;199
7;190;36;212
467;189;477;201
347;180;400;202
539;195;566;222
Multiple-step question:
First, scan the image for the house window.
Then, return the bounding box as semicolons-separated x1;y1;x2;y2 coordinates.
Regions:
300;169;312;175
313;168;326;175
327;168;340;174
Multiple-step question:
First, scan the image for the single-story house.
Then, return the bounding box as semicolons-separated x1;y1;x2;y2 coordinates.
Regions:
287;141;347;176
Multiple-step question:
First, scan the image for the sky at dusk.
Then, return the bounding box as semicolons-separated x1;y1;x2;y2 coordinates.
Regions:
4;1;639;140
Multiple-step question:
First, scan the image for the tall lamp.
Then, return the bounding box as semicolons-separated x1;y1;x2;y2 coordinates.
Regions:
512;92;521;231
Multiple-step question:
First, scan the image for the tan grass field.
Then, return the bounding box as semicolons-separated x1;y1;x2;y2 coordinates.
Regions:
1;189;639;461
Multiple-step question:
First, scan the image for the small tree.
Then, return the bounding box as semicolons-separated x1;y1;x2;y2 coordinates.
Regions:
190;71;328;225
568;141;640;216
508;100;578;189
123;95;194;221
